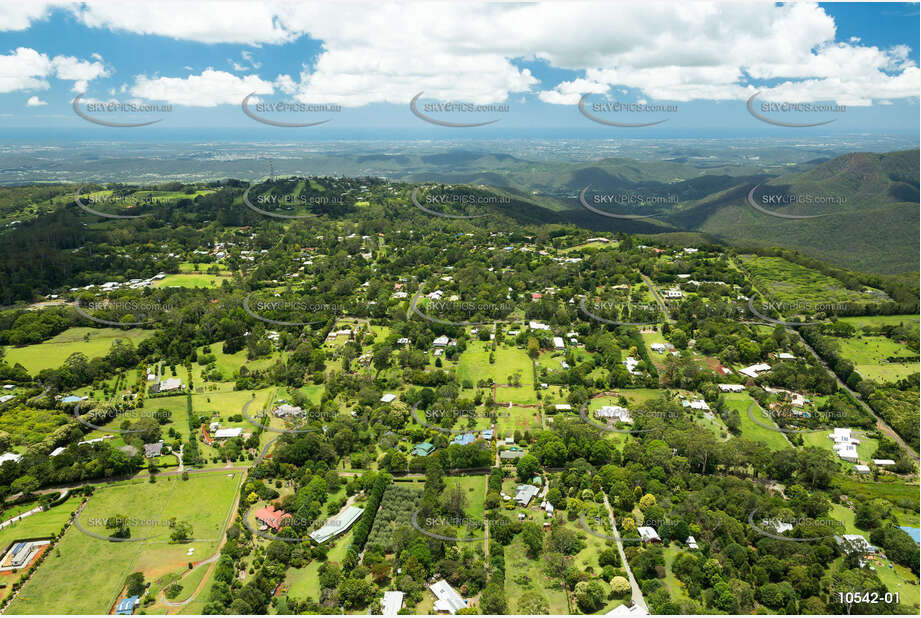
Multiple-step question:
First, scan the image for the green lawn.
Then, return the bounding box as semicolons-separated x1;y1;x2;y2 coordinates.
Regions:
285;530;354;601
723;393;791;450
504;536;570;614
875;560;920;612
494;406;540;435
152;273;229;288
3;327;151;374
837;336;918;382
7;471;240;615
443;475;487;520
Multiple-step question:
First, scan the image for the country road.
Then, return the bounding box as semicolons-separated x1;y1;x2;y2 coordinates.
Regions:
640;273;674;324
602;494;649;615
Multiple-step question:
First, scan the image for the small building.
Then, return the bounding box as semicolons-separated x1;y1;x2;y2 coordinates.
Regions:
553;336;565;350
254;505;292;531
380;393;397;403
432;335;450;347
412;442;435;457
382;590;404;616
0;452;22;465
451;433;475;446
776;352;796;360
829;428;860;461
274;404;304;418
872;459;896;467
597;405;632;423
115;595;140;615
529;320;550;331
624;357;640;375
144;441;164;458
836;534;877;566
682;399;710;411
481;429;494;441
213;427;244;440
637;526;661;543
152;377;183;393
499;450;524;460
686;535;698;549
854;464;871;474
739;363;771;379
718;383;745;393
650;343;666;353
514;484;540;507
554;403;572;412
0;395;13;404
309;505;364;544
663;288;683;299
430;579;467;614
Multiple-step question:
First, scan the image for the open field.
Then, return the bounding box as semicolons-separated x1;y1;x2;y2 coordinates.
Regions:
6;471;240;615
443;475;487;520
836;336;918;382
504;536;570;614
285;529;354;601
739;255;885;308
3;327;151;374
152;274;230;288
723;393;791;450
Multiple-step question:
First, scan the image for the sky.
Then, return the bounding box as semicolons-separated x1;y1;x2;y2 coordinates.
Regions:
0;1;918;135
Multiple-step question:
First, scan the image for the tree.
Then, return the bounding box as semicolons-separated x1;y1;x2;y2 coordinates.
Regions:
516;454;540;481
516;591;549;614
339;577;375;609
574;580;606;612
106;513;131;539
521;521;543;557
170;520;193;543
125;572;145;597
599;547;621;568
11;475;39;496
610;576;631;598
441;483;468;517
480;583;507;614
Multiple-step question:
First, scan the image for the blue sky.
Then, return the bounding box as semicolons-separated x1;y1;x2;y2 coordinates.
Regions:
0;1;917;134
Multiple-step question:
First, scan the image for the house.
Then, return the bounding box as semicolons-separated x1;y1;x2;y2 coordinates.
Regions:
396;337;410;345
274;404;304;418
380;393;397;403
0;395;13;404
143;441;164;458
531;292;543;301
624;357;640;375
718;383;745;393
553;336;565;350
739;363;771;379
153;377;183;393
682;399;710;411
777;352;796;360
597;405;632;423
650;343;666;353
529;320;550;331
412;442;435;457
873;459;896;467
309;505;364;544
829;428;860;461
554;403;572;412
432;335;450;347
382;590;404;616
499;450;524;460
540;500;555;515
430;579;467;614
0;452;22;465
637;526;661;543
854;464;871;474
1;385;13;391
50;446;66;457
663;288;683;299
115;595;140;615
213;427;244;440
608;603;645;615
514;484;540;507
451;433;476;446
836;534;877;566
686;536;698;550
254;505;292;531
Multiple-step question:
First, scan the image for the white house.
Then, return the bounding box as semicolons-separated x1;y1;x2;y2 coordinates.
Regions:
382;591;404;616
872;459;896;467
380;393;397;403
597;405;632;423
554;404;572;412
637;526;661;543
854;464;871;474
682;399;710;411
624;357;640;375
529;320;550;331
663;288;683;299
430;579;467;614
553;336;565;350
830;428;861;461
514;484;540;507
739;363;771;379
650;343;667;353
777;352;796;360
274;404;304;418
213;427;244;440
718;383;745;392
0;452;22;465
154;377;183;393
686;536;698;549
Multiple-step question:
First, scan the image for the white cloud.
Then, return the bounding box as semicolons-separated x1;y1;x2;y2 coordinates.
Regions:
2;2;917;107
0;1;71;32
26;95;47;106
130;69;275;106
0;47;108;94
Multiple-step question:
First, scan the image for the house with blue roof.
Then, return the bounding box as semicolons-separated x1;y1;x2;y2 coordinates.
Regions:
116;596;139;615
451;433;476;446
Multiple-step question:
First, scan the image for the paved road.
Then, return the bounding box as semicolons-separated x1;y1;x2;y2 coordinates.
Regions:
602;494;649;615
640;273;674;324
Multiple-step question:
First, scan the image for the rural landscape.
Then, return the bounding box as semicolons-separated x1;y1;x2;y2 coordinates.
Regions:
0;1;918;617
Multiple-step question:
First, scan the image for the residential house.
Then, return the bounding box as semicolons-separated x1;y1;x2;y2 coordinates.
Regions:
430;579;467;614
638;526;661;543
